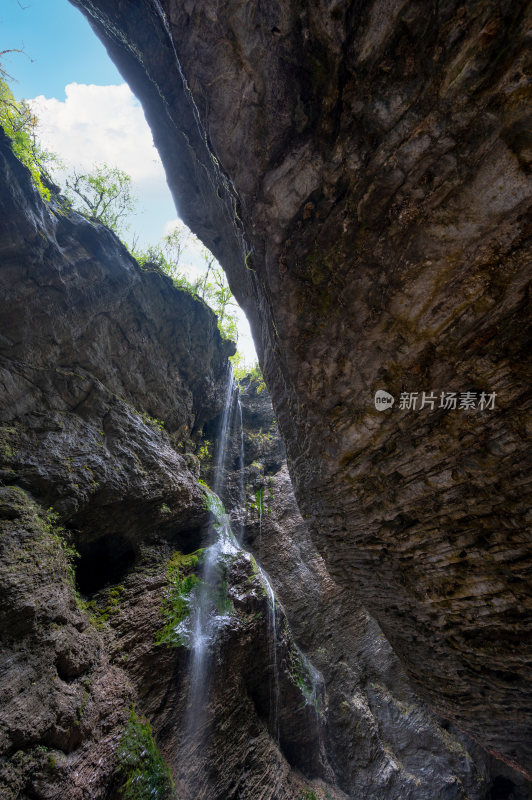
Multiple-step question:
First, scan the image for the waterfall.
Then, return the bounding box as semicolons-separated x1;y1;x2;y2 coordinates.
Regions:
262;570;280;743
213;373;236;497
258;493;263;557
236;397;245;543
179;366;319;771
180;369;283;746
182;369;238;742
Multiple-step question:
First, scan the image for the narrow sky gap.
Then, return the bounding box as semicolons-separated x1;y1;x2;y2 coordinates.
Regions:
1;0;257;363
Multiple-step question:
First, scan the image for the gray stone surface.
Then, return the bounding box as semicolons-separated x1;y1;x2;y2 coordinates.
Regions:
69;0;531;776
240;378;532;800
0;125;393;800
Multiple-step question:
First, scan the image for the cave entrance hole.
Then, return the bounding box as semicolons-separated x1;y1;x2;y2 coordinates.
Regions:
489;776;518;800
75;535;136;596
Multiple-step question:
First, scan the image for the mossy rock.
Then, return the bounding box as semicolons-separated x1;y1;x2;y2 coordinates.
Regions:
116;708;176;800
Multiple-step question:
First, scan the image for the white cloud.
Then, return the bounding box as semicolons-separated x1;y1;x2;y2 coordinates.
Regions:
163;218;183;237
29;83;165;182
28;83;258;364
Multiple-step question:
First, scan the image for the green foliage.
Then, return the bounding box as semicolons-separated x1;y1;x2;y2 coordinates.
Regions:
138;411;165;431
133;227;190;283
65;163;136;236
233;362;267;393
155;549;203;647
248;428;274;446
117;708;176;800
256;488;265;516
196;441;213;481
133;228;239;344
231;355;251;382
197;440;212;465
249;487;266;517
0;71;57;200
196;253;238;343
228;350;246;378
81;585;125;628
248;364;267;393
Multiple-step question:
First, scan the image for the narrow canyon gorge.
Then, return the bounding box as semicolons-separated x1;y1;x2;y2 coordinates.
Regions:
0;0;530;798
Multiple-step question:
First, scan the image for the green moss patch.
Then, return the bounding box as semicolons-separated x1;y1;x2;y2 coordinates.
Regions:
0;489;79;589
0;425;18;465
117;708;176;800
155;549;203;647
81;584;125;628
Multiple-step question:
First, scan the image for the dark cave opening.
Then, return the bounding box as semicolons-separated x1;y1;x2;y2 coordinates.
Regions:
76;535;136;595
168;525;208;556
489;776;518;799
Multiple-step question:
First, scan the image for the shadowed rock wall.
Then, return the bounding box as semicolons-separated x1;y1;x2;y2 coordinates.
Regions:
0;124;229;798
0;126;368;800
239;377;504;800
69;0;532;776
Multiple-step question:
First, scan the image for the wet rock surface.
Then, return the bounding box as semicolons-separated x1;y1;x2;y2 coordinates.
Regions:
0;125;406;800
240;378;531;800
142;549;345;800
0;129;228;798
70;0;532;776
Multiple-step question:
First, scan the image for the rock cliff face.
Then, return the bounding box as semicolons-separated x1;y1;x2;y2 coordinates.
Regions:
0;125;226;797
0;126;318;798
239;378;531;800
70;0;531;777
1;123;530;797
0;127;336;799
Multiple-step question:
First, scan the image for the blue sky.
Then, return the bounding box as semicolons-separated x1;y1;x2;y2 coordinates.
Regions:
1;0;256;363
1;0;176;250
1;0;122;99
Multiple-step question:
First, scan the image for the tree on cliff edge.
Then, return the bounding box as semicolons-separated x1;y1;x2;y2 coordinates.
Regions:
0;56;56;201
65;164;137;237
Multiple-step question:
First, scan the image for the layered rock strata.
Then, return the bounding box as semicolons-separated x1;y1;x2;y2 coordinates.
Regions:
70;0;532;775
0;125;228;797
239;377;532;800
0;126;374;800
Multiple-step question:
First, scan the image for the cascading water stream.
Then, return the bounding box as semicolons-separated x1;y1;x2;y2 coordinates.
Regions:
262;570;280;744
212;372;236;497
183;371;238;739
258;497;263;557
179;366;320;779
236;397;245;544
